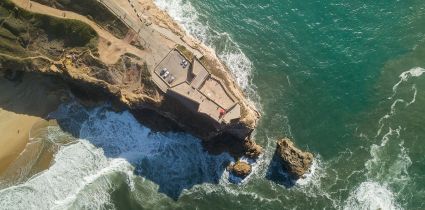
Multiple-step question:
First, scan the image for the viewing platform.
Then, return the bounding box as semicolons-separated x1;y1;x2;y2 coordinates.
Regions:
152;49;241;124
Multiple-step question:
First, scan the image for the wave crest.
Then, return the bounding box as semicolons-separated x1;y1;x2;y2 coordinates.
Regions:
153;0;260;105
344;181;401;210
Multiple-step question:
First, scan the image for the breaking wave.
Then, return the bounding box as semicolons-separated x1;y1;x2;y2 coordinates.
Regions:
345;67;424;210
154;0;260;105
0;102;235;208
343;181;401;210
0;140;134;210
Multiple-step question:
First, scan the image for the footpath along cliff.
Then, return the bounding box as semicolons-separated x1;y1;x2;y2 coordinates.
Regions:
0;0;262;159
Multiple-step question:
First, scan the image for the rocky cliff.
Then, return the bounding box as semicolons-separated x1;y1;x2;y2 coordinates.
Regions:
0;0;261;159
275;138;313;179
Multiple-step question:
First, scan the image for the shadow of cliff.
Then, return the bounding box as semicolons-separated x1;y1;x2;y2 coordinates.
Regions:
265;149;297;188
0;72;231;200
51;102;231;200
0;72;68;118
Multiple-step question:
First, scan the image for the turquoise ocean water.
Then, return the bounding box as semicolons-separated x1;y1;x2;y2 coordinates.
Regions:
1;0;425;209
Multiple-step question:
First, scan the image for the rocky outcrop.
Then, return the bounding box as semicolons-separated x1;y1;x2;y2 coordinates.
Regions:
276;138;313;179
228;161;251;178
0;0;262;161
203;135;262;159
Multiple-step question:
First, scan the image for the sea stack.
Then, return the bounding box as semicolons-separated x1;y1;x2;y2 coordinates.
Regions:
275;138;313;179
228;161;252;178
1;0;262;162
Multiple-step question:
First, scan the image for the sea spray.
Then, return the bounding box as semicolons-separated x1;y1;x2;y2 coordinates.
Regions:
0;124;72;188
0;102;237;208
348;67;423;209
343;181;401;210
153;0;261;108
0;140;131;210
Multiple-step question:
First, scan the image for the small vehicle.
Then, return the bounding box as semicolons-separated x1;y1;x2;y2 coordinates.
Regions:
160;68;167;76
168;76;176;84
162;71;170;79
182;60;190;68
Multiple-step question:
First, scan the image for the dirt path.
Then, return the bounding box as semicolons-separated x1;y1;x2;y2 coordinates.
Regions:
0;52;54;63
11;0;147;65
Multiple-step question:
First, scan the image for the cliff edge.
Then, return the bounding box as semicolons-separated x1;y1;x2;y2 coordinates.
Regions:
0;0;261;159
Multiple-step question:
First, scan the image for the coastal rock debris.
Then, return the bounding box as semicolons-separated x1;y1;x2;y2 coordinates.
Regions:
276;138;313;179
228;161;251;178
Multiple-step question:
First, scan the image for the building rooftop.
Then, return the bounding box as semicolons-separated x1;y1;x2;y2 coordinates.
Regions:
152;49;241;124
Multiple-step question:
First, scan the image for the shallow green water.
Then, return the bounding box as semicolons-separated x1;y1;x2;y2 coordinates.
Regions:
154;0;425;208
1;0;425;209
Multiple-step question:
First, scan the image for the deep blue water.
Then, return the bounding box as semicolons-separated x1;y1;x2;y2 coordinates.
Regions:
1;0;425;209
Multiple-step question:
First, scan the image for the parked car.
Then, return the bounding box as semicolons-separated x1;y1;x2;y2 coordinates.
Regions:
168;76;175;84
160;68;167;76
162;71;170;79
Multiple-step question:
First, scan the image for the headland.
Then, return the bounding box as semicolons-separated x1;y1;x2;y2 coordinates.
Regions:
0;0;262;174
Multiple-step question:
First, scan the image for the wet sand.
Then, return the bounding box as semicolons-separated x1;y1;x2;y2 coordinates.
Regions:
0;73;67;175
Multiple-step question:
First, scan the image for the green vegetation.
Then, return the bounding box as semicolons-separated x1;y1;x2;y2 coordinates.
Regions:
0;0;98;60
33;0;129;38
176;44;194;61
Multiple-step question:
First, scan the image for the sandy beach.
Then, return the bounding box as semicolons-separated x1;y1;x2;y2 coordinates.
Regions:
0;73;67;175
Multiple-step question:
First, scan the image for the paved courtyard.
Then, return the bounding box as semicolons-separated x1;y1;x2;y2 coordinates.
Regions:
154;50;190;87
152;49;241;124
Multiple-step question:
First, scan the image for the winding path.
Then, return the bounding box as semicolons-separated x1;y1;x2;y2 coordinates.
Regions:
11;0;147;65
0;52;54;63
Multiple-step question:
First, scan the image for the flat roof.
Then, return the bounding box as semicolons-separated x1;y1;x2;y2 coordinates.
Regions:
190;59;209;89
152;49;241;123
199;77;235;110
154;50;190;87
169;83;222;121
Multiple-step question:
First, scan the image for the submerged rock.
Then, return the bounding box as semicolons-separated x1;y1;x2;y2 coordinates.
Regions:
228;161;251;178
276;138;313;179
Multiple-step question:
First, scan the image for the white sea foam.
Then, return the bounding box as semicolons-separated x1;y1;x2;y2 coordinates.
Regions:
376;67;424;137
366;127;400;175
0;103;234;208
343;181;401;210
154;0;208;42
389;67;425;99
0;140;134;210
224;156;263;185
153;0;260;106
355;66;422;210
406;84;417;106
295;157;321;186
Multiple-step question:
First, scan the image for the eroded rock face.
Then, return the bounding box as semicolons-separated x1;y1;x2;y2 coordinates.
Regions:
245;140;263;159
1;0;262;161
203;136;262;159
228;161;251;178
276;138;313;179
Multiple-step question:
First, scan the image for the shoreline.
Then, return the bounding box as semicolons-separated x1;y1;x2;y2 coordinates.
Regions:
5;0;262;160
95;0;261;125
0;74;67;175
149;0;261;121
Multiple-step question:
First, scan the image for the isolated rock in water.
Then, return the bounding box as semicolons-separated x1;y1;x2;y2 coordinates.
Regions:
244;139;263;158
276;138;313;179
228;161;252;178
